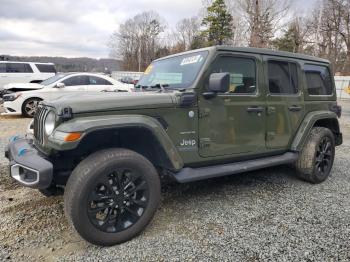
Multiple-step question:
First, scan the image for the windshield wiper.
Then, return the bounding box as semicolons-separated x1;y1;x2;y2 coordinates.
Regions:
135;84;169;92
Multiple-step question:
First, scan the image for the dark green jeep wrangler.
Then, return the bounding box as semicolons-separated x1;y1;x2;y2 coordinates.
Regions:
5;46;342;246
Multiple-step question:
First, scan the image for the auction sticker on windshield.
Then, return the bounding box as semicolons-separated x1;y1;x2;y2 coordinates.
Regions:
180;55;203;66
144;64;153;74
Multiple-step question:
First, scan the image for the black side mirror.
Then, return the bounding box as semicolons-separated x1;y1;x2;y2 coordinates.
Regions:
203;73;230;99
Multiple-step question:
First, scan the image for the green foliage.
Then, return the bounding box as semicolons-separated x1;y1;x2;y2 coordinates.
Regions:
190;35;209;49
271;25;300;53
201;0;233;45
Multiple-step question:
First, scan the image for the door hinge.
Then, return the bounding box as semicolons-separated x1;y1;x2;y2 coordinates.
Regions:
199;109;210;118
266;131;275;141
199;138;211;149
267;106;276;115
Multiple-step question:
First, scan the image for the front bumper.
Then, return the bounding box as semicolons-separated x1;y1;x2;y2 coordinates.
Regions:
5;138;53;189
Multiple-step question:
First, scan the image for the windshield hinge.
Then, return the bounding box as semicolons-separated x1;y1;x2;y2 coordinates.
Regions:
60;107;73;120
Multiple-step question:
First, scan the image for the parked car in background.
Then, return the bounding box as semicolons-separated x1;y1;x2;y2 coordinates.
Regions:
0;62;56;96
2;72;132;117
119;76;139;85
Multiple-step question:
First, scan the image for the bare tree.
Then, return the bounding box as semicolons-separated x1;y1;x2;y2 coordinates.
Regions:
174;17;200;51
109;11;166;71
239;0;290;48
304;0;349;73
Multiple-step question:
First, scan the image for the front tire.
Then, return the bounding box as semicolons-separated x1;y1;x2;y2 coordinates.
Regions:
64;148;161;246
22;98;41;117
295;127;335;184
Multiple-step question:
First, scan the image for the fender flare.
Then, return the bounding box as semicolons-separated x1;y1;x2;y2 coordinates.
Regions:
291;110;339;151
48;114;183;170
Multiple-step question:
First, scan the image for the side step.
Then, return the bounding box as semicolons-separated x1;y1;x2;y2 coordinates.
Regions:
173;152;298;183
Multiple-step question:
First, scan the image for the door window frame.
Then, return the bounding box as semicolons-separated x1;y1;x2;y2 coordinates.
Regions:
265;57;302;97
204;53;260;98
303;63;334;97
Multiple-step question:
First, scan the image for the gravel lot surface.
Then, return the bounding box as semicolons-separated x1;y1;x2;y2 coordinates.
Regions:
0;101;350;261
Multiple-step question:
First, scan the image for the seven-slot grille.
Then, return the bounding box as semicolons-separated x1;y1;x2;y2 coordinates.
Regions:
34;106;49;144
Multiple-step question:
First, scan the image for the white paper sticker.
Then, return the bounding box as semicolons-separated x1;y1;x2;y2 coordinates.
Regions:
180;55;202;66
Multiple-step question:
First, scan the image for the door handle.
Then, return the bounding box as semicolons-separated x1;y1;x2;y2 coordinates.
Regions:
247;106;264;113
288;105;302;112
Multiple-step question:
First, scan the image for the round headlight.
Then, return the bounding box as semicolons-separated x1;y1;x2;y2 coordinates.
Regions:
44;111;56;135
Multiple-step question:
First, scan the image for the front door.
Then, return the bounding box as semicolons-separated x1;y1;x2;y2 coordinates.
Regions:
198;54;266;157
264;58;304;149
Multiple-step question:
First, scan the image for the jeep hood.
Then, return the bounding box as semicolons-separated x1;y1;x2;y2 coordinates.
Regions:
44;91;180;113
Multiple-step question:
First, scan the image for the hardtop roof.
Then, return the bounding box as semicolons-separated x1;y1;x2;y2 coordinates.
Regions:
156;46;330;64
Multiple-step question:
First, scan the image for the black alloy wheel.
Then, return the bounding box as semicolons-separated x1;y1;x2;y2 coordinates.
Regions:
87;169;149;233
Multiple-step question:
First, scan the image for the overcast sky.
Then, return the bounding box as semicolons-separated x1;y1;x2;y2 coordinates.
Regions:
0;0;318;58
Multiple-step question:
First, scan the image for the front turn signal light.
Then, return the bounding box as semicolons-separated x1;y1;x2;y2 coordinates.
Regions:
64;132;82;142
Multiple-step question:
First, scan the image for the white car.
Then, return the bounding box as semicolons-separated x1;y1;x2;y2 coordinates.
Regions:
0;61;56;94
2;72;132;117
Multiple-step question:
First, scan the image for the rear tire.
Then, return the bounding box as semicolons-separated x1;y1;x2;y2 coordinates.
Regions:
64;148;161;246
295;127;335;184
22;98;41;118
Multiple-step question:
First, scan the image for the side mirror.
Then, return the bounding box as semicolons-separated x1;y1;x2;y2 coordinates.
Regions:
203;73;230;98
55;83;65;88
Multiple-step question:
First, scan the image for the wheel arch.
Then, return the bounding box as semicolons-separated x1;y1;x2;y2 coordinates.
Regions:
21;96;43;115
49;115;183;171
291;111;342;151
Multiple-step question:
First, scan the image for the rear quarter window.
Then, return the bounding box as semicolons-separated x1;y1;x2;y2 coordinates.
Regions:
304;64;333;95
35;64;57;73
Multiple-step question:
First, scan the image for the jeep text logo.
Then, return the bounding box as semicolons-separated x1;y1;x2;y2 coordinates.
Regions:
180;139;196;147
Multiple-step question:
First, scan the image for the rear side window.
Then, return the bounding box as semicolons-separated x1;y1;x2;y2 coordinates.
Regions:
210;56;257;94
62;75;89;86
35;64;56;73
268;61;298;94
0;63;5;73
304;64;333;95
89;76;113;85
6;63;33;73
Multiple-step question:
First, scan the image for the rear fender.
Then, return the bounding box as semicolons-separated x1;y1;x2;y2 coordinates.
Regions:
291;111;341;151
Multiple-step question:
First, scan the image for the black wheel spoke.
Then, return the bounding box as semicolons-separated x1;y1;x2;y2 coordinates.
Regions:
88;203;110;213
127;181;147;196
125;207;141;219
131;198;147;208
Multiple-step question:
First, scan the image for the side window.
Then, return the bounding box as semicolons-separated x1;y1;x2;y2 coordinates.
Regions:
62;75;89;86
268;61;298;94
0;63;5;73
210;56;256;94
35;64;57;73
6;63;33;73
304;64;333;95
88;76;113;85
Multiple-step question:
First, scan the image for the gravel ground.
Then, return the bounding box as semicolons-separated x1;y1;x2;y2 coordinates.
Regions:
0;102;350;261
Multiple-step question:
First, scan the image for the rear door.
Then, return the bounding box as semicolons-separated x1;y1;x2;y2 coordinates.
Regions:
198;53;267;157
61;75;90;91
264;57;304;149
3;63;34;85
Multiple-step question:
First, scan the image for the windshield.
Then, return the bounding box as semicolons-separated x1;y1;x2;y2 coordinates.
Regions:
137;51;208;89
40;73;67;86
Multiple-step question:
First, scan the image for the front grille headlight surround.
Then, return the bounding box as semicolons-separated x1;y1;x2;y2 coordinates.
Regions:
44;111;56;136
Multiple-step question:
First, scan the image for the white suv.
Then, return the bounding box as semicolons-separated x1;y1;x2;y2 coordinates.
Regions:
0;61;56;94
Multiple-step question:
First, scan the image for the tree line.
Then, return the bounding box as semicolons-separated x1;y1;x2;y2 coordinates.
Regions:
109;0;350;74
